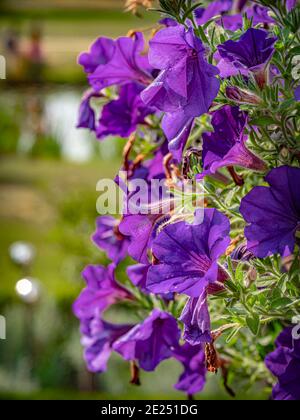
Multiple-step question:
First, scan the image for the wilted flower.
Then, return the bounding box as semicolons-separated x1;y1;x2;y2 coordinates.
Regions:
124;0;154;16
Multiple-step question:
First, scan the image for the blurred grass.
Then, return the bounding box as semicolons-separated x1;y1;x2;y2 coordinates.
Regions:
0;9;157;36
0;384;266;400
0;156;121;302
0;9;154;22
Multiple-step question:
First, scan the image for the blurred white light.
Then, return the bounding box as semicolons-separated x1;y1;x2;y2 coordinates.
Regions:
9;242;36;266
15;278;40;303
16;279;33;296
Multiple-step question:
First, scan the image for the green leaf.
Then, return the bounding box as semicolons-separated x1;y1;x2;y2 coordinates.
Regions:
203;16;221;31
246;314;260;336
197;24;209;45
270;297;293;309
279;99;295;111
235;263;245;283
181;2;203;22
250;116;275;126
225;280;239;294
289;46;300;57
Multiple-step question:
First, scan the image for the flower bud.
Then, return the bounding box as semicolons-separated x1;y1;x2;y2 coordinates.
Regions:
226;86;262;105
246;267;257;288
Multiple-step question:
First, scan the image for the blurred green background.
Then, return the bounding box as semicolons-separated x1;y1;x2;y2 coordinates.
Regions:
0;0;260;400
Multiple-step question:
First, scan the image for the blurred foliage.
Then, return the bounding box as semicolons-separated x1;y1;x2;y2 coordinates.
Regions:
0;103;20;155
0;156;110;395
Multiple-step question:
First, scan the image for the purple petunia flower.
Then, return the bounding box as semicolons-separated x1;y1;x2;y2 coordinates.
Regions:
217;28;277;79
77;89;101;131
119;172;171;264
240;166;300;258
88;33;153;91
265;327;300;400
113;309;180;371
219;5;274;31
96;83;154;139
119;213;169;264
195;1;274;31
246;4;275;24
127;263;150;293
244;4;274;25
81;315;133;373
147;208;230;297
173;343;206;396
287;0;297;11
73;264;133;319
127;263;175;301
159;17;178;27
236;0;248;11
195;0;232;25
144;149;166;179
202;105;267;176
141;25;220;161
179;266;228;345
180;290;212;344
92;216;129;264
78;37;115;74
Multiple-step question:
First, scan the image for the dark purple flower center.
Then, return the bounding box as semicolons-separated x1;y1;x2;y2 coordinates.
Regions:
188;48;198;58
189;252;212;275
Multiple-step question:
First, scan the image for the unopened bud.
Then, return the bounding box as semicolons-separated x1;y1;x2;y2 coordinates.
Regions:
226;86;262;105
246;266;257;287
280;147;289;159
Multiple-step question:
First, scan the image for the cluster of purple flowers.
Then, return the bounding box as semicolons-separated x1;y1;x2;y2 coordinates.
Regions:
75;0;300;399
